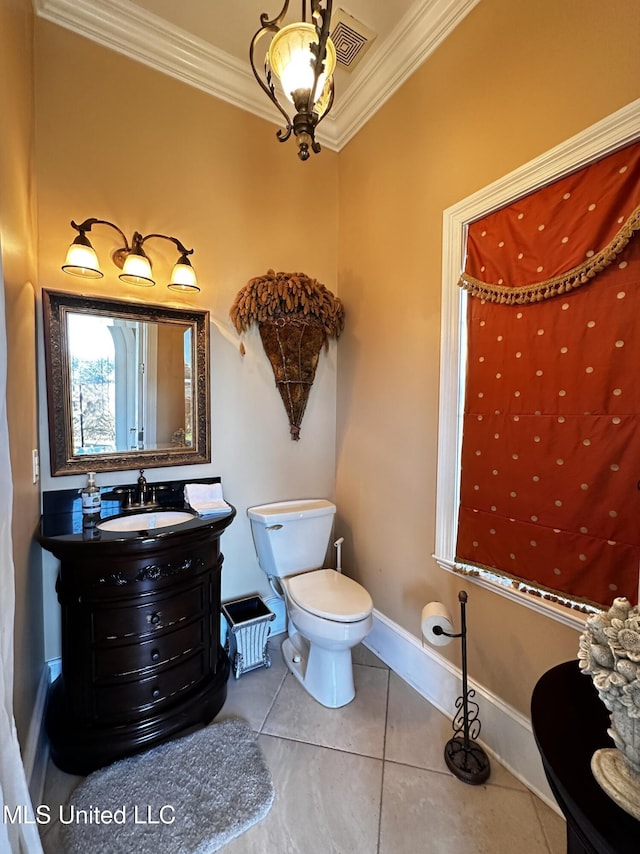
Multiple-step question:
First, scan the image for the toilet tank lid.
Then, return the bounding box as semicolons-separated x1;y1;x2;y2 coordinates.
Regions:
247;499;336;524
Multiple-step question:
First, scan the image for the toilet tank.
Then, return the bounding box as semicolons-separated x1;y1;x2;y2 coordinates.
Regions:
247;499;336;579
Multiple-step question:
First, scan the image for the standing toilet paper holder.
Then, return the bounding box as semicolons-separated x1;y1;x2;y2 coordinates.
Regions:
431;590;491;785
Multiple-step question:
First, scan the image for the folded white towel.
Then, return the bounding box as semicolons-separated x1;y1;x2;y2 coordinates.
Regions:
193;499;232;517
185;482;223;503
184;483;232;517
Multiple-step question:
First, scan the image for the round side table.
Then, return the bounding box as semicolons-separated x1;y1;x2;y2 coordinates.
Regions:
531;660;639;854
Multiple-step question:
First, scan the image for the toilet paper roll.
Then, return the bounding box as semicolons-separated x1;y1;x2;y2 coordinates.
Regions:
421;601;455;646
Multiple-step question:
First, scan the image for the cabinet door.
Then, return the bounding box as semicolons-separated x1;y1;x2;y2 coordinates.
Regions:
91;584;206;642
59;544;223;724
93;617;206;678
92;649;209;722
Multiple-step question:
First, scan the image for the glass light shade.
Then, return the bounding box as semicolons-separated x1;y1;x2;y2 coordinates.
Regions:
313;75;333;119
268;23;336;108
62;240;103;279
167;259;200;292
119;251;155;287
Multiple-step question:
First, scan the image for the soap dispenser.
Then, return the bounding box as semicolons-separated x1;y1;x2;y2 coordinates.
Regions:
81;471;101;527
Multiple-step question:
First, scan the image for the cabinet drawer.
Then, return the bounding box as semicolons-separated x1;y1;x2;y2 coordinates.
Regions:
93;618;206;678
91;585;206;642
92;649;207;722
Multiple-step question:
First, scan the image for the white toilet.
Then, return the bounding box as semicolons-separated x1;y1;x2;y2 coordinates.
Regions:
247;499;373;708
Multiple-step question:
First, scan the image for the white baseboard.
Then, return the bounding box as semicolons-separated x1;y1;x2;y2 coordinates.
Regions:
23;662;55;806
31;612;556;813
364;609;559;812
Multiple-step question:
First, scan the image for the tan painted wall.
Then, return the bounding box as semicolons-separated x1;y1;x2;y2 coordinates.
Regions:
18;0;640;743
0;0;43;743
33;18;339;644
336;0;640;714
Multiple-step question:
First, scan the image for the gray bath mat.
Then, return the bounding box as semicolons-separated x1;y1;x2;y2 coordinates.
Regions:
60;718;274;853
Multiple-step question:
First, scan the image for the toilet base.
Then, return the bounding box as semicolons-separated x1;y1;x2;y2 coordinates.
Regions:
282;635;356;708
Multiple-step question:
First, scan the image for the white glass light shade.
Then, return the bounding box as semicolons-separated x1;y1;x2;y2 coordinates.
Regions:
168;259;200;292
62;241;103;279
268;23;336;108
119;251;155;287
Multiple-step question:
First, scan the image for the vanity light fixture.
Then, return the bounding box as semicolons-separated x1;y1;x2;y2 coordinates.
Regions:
250;0;335;161
62;218;200;292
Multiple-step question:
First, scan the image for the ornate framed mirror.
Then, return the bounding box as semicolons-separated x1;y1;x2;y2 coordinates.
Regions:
42;290;210;475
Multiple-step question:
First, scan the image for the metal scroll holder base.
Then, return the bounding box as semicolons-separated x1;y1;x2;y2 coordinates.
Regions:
433;591;491;785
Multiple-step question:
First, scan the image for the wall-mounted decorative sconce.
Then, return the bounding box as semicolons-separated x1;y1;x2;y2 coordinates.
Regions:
62;218;200;292
250;0;335;161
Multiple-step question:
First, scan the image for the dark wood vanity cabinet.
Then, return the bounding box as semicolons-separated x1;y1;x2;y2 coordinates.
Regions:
41;515;234;775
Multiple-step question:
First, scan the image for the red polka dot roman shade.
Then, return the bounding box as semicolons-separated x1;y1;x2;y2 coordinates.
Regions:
456;142;640;609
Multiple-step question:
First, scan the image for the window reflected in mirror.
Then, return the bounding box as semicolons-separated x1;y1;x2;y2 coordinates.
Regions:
67;314;193;454
43;290;210;475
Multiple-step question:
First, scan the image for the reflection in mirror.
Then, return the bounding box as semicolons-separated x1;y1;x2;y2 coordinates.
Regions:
43;290;210;475
67;314;193;454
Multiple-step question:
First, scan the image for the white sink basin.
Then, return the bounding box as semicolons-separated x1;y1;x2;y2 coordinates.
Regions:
98;510;195;532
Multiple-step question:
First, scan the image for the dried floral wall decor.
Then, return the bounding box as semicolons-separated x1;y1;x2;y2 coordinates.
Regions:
230;270;344;440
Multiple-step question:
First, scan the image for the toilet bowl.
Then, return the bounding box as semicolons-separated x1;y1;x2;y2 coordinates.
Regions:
247;500;374;708
283;569;373;707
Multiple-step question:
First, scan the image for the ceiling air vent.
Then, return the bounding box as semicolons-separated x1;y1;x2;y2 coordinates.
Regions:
330;9;377;72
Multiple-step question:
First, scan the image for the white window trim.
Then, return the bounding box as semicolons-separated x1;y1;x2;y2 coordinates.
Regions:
434;98;640;632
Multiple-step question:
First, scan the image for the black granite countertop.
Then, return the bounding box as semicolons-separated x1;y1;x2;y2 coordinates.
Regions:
38;476;235;546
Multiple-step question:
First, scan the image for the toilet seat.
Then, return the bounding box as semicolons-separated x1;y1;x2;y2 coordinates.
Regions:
285;569;373;622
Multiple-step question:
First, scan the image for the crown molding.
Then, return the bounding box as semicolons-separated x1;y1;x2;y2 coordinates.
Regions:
33;0;284;136
330;0;481;149
33;0;478;152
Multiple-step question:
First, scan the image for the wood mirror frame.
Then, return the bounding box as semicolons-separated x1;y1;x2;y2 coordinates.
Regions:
42;289;210;475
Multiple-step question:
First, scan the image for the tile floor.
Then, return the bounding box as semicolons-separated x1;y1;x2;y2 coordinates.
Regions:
40;641;566;853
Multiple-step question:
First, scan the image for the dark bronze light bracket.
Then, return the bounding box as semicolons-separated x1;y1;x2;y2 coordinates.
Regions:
68;218;194;270
250;0;335;161
63;218;198;291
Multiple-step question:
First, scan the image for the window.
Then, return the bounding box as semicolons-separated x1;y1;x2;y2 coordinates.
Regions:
434;102;640;629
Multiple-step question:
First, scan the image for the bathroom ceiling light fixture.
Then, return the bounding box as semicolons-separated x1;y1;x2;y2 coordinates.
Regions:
250;0;335;161
62;218;200;292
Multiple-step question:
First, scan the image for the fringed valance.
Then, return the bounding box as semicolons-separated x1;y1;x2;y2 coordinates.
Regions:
458;141;640;306
455;140;640;609
458;204;640;304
